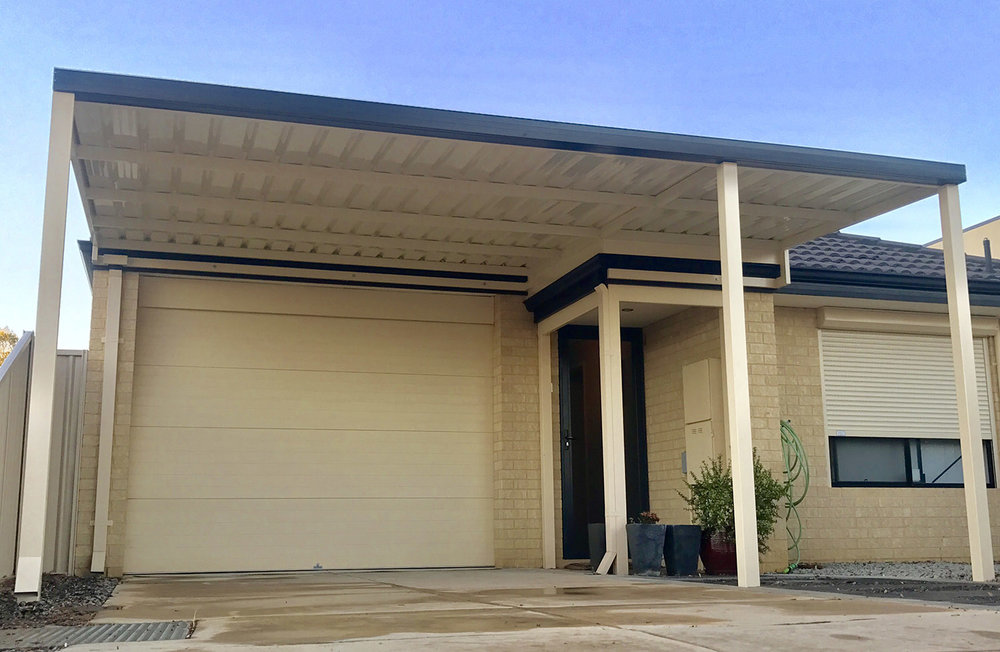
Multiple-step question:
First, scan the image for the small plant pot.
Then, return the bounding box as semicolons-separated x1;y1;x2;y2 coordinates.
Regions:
663;524;701;576
587;523;606;572
700;531;738;575
626;523;667;576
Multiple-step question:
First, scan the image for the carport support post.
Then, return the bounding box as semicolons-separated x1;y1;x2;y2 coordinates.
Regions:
91;267;123;573
939;184;996;582
537;331;557;569
596;284;629;575
14;91;75;599
717;162;760;588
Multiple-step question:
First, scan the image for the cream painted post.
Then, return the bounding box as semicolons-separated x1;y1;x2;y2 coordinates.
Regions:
14;91;75;598
595;284;629;575
939;184;996;582
537;331;557;569
91;268;123;573
717;162;760;588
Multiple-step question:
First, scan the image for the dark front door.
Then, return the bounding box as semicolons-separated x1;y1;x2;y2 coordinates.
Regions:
558;325;649;560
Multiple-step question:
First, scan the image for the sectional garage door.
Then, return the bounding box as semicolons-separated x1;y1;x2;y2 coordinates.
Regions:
123;276;495;573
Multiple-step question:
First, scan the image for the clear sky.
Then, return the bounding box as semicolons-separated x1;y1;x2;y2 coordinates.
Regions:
2;1;999;349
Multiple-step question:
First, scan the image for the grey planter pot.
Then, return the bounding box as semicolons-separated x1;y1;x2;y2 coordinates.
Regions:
587;523;606;572
626;523;666;576
663;524;701;576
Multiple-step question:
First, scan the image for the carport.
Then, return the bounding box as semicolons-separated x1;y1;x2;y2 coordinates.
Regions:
14;69;994;599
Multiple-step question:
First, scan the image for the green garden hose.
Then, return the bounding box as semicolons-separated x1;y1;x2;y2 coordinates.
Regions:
780;420;810;572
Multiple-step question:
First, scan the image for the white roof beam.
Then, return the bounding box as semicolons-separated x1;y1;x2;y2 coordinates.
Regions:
600;166;716;237
777;186;936;250
75;145;852;221
85;187;596;239
98;239;525;276
91;215;555;260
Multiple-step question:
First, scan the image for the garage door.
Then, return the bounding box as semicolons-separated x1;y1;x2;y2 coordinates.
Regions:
123;276;495;573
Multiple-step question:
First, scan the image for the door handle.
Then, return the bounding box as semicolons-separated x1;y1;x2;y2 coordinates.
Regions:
563;430;575;448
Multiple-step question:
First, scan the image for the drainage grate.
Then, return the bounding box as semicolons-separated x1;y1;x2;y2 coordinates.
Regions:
10;621;191;647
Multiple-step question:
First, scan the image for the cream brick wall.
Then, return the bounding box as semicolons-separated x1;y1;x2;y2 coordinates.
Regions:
642;294;787;571
775;306;1000;563
644;306;721;525
492;295;543;567
74;271;138;577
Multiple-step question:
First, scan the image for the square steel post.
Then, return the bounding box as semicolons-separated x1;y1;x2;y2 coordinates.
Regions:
939;184;996;582
15;91;75;599
717;162;761;588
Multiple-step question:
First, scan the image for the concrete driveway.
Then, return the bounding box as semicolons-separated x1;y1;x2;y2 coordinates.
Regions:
72;569;1000;650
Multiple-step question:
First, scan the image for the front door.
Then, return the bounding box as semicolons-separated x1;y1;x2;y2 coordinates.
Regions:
558;325;649;560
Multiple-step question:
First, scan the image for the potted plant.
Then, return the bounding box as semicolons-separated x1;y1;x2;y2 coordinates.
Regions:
680;451;787;575
625;511;667;576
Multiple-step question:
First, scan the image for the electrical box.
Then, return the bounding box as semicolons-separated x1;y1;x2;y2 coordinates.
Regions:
682;358;728;479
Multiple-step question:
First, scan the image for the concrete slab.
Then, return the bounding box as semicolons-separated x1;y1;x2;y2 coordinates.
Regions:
68;569;1000;651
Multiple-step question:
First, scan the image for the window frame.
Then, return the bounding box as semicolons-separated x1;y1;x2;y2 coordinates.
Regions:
830;436;996;488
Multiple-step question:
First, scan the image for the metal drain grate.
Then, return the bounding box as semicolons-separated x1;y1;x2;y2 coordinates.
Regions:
10;621;191;647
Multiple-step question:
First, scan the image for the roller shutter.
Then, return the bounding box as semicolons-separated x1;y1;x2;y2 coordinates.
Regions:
820;330;994;440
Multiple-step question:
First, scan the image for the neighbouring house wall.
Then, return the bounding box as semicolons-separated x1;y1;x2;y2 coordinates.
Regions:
74;271;139;577
775;306;1000;562
492;296;543;567
643;293;787;572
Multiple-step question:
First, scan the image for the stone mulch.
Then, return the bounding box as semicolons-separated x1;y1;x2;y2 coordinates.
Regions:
0;574;118;630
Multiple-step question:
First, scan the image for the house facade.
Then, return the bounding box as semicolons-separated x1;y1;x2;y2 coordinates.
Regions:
927;213;1000;258
12;69;997;598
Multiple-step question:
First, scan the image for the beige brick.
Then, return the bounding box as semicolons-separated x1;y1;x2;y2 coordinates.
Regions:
492;296;543;568
775;306;1000;563
74;272;138;577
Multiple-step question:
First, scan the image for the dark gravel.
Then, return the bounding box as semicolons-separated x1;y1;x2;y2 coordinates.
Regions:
0;574;118;629
691;574;1000;607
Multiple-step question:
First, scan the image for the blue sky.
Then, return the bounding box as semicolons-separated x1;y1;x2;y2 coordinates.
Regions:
2;1;999;348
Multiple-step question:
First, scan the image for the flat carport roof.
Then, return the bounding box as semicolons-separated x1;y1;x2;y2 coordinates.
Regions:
52;68;962;295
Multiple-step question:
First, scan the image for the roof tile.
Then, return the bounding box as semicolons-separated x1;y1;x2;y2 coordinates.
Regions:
790;232;999;281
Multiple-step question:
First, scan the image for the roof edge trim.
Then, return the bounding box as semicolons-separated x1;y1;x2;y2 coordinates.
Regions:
54;68;966;186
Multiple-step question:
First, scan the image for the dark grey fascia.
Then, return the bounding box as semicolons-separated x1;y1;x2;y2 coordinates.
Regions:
54;68;965;186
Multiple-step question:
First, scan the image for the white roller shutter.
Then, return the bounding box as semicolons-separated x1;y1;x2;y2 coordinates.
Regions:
123;277;495;574
820;330;994;440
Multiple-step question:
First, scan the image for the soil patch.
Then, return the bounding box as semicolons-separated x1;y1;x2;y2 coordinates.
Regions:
0;574;118;629
693;575;1000;607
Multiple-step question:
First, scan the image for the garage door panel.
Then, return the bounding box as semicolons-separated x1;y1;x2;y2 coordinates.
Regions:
131;367;492;432
123;497;494;573
127;428;493;499
135;308;493;377
125;277;495;574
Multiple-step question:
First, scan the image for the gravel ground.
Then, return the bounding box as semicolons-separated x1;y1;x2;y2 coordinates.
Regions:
789;561;1000;582
688;562;1000;607
0;574;118;630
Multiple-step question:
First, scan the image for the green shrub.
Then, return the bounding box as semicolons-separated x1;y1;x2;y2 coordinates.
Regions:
680;451;787;553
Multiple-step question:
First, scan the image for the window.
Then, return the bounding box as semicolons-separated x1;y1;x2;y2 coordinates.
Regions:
820;330;998;488
830;437;996;488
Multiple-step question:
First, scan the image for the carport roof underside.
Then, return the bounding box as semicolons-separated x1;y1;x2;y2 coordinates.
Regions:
56;68;964;289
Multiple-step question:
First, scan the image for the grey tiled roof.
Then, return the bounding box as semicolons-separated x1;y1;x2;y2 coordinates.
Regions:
789;232;999;281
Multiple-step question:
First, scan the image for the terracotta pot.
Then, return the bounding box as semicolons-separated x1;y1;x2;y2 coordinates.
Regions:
700;531;738;575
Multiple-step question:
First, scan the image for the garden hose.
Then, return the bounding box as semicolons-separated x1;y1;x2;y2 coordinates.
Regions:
780;419;810;573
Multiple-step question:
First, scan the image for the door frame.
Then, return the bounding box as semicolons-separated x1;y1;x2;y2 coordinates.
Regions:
557;324;650;559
